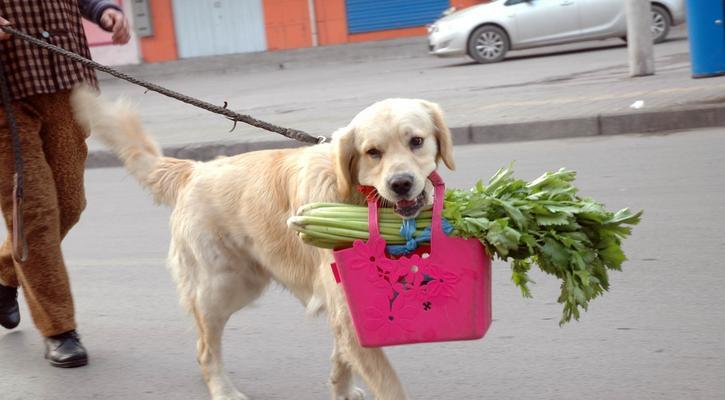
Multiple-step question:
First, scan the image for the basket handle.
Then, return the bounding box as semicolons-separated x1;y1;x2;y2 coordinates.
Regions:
359;171;446;243
356;185;382;241
428;171;447;244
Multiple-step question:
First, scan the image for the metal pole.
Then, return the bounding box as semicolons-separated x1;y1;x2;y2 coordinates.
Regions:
626;0;655;77
308;0;319;47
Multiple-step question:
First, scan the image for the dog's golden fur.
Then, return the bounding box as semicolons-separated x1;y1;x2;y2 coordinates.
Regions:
72;87;454;400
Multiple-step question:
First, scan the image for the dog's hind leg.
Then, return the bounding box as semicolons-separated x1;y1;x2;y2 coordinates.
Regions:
328;300;407;400
191;257;270;400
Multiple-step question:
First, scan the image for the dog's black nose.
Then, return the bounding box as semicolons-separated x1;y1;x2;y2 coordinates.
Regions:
389;174;414;196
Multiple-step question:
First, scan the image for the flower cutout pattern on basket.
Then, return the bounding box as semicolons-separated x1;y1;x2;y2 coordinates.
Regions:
363;293;418;338
351;238;397;291
348;237;461;329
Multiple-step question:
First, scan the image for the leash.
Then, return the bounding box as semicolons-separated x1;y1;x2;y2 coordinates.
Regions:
0;25;326;145
0;61;28;263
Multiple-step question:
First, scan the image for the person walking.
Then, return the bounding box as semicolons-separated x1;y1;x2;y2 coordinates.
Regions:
0;0;130;368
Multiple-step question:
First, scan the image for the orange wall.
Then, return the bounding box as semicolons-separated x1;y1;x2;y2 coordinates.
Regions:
348;26;427;43
264;0;314;50
139;0;178;63
314;0;347;45
263;0;347;49
450;0;488;9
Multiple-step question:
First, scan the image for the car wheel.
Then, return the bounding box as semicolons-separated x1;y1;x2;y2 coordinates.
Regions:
651;5;671;44
468;25;509;64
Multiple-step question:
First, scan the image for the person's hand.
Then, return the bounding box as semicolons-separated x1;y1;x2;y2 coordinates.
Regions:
99;8;130;45
0;17;11;41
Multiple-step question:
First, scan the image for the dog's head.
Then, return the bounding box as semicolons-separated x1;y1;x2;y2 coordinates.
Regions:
332;99;455;218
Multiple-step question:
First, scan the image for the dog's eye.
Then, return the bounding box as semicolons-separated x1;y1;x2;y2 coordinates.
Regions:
366;148;382;159
410;137;424;149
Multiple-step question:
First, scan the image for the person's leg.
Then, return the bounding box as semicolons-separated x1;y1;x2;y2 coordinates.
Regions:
0;104;38;290
0;99;77;337
26;92;90;368
0;101;41;331
0;95;87;367
0;240;18;288
31;91;88;240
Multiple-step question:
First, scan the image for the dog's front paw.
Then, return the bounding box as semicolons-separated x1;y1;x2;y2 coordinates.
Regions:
335;386;365;400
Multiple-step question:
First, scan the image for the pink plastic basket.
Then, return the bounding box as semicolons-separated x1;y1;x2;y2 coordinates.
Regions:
331;172;492;347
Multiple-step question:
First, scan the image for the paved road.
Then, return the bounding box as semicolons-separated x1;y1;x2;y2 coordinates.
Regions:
88;26;725;153
2;128;724;399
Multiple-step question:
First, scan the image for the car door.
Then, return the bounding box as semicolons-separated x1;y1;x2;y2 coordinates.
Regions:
507;0;582;47
579;0;626;38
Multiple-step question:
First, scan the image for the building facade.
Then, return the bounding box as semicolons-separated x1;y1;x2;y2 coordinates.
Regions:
88;0;488;65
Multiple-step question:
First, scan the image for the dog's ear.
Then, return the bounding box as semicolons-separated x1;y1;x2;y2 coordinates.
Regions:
332;126;357;199
421;100;455;170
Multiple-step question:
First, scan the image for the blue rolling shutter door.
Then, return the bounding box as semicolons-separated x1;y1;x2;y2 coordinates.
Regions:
346;0;450;34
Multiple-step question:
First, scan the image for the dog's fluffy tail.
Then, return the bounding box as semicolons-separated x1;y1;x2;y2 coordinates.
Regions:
71;86;193;206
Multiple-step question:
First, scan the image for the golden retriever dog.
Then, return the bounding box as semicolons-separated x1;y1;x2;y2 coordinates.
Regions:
71;87;454;400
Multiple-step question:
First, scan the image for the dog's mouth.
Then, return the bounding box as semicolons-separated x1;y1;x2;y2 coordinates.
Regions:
393;191;426;218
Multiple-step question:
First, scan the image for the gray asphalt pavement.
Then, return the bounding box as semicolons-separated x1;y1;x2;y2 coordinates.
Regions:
86;26;725;163
2;128;724;399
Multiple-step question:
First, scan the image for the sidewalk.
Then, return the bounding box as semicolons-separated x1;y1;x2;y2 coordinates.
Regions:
89;26;725;167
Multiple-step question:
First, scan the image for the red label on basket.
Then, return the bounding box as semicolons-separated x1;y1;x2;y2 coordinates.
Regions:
331;262;341;283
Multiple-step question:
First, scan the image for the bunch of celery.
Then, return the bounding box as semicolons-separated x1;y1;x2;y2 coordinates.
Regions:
288;166;642;324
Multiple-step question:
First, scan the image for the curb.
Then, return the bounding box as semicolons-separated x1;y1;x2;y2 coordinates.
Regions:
85;103;725;169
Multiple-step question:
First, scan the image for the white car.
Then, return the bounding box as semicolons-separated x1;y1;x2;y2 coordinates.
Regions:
428;0;686;63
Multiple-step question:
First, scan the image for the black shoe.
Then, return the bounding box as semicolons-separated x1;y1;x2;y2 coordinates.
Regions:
44;330;88;368
0;283;20;329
